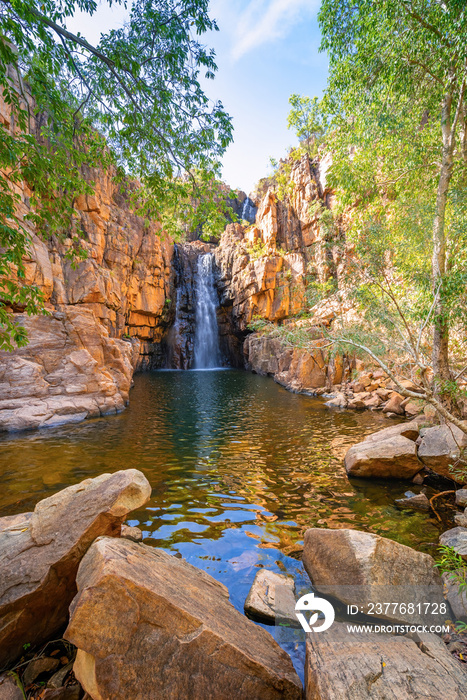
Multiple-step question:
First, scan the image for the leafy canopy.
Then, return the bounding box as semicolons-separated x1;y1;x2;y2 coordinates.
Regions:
317;0;467;384
0;0;233;348
287;94;328;156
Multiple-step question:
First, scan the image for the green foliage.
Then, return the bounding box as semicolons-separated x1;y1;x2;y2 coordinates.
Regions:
304;276;337;309
244;239;269;260
268;156;294;199
247;315;272;332
0;0;233;348
287;94;328;156
317;0;467;407
436;545;467;598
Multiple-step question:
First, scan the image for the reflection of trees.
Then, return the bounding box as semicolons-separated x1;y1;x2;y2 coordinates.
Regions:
0;371;442;552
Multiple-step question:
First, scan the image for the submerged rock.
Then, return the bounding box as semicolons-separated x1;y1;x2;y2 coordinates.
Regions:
305;623;467;699
395;491;430;511
65;537;303;700
344;435;421;479
0;469;151;667
244;569;297;624
302;528;442;624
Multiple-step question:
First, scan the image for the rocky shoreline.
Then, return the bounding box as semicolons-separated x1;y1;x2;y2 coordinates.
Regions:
1;469;467;699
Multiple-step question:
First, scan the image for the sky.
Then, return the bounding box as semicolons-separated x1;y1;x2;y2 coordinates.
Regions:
67;0;328;194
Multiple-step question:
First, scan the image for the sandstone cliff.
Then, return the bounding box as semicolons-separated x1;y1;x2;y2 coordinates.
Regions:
0;68;175;430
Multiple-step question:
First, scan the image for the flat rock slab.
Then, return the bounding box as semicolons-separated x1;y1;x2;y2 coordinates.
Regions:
65;537;302;700
456;490;467;507
302;528;443;624
0;469;151;667
244;569;297;624
362;420;420;444
344;435;421;479
418;423;467;479
439;527;467;561
305;622;467;699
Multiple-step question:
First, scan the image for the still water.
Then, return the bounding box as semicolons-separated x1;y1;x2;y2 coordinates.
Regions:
0;370;441;672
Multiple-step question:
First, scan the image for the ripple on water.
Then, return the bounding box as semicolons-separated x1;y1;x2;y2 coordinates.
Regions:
0;370;443;679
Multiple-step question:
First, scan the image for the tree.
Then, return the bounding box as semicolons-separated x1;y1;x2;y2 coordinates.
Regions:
0;0;233;349
318;0;467;414
287;94;327;156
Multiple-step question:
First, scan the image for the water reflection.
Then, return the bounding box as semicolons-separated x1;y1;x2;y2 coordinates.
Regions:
0;371;442;626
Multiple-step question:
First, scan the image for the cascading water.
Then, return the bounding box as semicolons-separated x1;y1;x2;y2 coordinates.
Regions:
241;196;257;224
193;253;221;369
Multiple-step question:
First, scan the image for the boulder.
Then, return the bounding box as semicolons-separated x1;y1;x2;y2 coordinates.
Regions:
403;400;421;417
305;623;467;699
456;490;467;507
439;527;467;561
382;391;405;415
244;569;297;624
347;398;365;409
0;674;24;700
395;491;430;511
362;420;420;444
454;512;467;527
120;524;143;542
0;469;151;667
344;435;421;479
302;528;443;624
418;423;467;479
324;392;347;408
362;394;381;409
442;572;467;623
65;537;302;700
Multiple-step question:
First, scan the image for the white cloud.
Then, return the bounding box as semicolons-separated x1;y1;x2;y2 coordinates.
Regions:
229;0;316;61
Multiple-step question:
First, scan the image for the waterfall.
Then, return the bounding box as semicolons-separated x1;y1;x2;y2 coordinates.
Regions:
241;196;257;224
193;253;221;369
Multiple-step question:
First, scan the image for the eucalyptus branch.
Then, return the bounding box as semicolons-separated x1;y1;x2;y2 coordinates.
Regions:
415;283;441;359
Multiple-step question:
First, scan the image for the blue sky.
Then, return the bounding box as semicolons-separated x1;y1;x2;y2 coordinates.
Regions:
68;0;328;193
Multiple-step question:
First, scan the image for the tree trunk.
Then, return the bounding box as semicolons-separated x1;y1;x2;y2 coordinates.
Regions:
432;92;454;404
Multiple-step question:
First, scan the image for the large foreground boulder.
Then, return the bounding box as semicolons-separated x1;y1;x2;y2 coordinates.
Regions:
302;528;443;624
418;423;467;479
65;537;302;700
344;435;421;479
305;623;467;699
0;469;151;667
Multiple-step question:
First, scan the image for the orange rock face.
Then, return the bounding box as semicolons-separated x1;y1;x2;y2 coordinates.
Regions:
1;68;176;430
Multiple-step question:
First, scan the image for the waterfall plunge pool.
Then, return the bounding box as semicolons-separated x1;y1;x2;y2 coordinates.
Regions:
0;370;442;675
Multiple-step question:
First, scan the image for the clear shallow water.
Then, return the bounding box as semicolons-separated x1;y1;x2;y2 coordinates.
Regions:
0;370;442;674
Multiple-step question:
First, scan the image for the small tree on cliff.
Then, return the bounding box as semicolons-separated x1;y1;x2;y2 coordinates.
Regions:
0;0;232;349
287;94;328;156
318;0;467;414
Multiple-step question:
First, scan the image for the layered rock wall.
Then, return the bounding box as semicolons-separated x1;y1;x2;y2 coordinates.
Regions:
214;153;345;374
0;68;174;430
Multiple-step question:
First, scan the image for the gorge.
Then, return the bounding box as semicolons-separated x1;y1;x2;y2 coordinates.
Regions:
2;2;467;696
